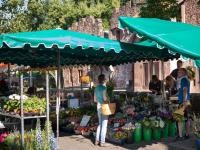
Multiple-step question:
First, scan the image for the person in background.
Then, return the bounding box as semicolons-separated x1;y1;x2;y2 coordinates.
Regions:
94;74;108;147
170;60;183;80
165;75;178;96
176;68;191;140
0;78;8;93
149;75;162;95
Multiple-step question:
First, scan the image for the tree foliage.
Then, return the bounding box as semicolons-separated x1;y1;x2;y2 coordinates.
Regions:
140;0;181;20
0;0;122;33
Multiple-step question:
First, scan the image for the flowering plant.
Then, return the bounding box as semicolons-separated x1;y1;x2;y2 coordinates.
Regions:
157;109;173;121
0;132;8;143
3;120;56;150
8;94;28;100
141;118;152;128
150;118;165;129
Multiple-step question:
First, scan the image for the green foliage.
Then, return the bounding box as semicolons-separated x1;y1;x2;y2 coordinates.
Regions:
0;0;122;33
140;0;181;20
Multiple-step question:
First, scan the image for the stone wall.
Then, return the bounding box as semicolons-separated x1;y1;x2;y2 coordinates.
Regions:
184;0;200;93
69;16;104;36
110;0;145;29
185;0;200;25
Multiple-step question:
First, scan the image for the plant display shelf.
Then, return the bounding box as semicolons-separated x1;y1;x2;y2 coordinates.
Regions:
0;112;46;119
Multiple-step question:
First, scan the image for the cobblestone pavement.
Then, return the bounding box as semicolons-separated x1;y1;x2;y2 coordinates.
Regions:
58;134;196;150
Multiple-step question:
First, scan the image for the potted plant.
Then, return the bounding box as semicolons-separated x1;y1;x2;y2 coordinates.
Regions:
193;114;200;150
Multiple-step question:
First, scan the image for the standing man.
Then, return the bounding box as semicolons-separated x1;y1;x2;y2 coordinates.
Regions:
176;68;190;140
170;60;183;80
94;74;108;146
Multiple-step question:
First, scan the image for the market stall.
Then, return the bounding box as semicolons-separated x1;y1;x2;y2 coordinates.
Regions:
0;28;179;149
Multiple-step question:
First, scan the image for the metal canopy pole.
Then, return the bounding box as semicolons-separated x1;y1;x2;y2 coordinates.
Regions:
161;60;166;107
46;71;50;141
20;73;24;150
8;63;11;88
56;48;61;149
29;71;33;87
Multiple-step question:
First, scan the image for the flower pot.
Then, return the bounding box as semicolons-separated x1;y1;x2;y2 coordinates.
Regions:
169;121;177;137
162;122;169;138
133;126;142;143
143;128;152;142
196;139;200;150
153;128;161;140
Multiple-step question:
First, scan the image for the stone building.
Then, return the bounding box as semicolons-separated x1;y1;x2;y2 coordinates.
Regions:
63;0;200;93
183;0;200;92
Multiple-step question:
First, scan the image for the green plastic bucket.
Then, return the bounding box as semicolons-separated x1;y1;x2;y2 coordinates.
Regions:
153;128;161;140
143;128;152;142
133;127;142;143
162;122;169;138
169;121;177;137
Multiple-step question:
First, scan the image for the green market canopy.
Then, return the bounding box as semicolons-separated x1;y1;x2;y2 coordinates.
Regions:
118;16;200;67
0;29;178;67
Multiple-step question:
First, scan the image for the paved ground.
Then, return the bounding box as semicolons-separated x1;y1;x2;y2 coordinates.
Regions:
58;134;197;150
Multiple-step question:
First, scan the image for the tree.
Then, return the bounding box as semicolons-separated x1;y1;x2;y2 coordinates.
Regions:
140;0;181;20
0;0;28;33
0;0;122;33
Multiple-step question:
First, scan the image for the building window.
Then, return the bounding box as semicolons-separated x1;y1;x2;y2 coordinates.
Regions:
143;63;149;87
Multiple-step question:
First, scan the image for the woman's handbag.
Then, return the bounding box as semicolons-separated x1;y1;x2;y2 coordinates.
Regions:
101;102;116;116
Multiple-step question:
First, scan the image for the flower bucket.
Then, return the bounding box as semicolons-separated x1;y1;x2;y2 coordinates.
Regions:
162;122;169;138
143;128;152;142
153;128;161;140
196;139;200;150
133;126;142;143
169;121;177;137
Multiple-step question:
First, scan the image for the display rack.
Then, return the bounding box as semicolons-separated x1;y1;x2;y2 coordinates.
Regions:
0;72;50;150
